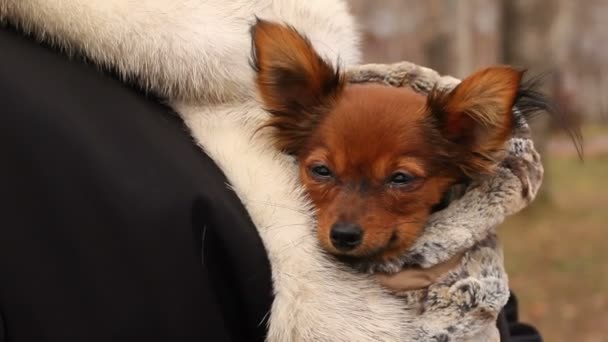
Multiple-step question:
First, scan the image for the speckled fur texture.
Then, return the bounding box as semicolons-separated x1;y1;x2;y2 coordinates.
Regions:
1;2;543;341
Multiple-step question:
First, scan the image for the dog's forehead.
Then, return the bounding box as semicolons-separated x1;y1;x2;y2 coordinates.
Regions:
306;85;434;177
325;85;430;145
323;85;429;140
339;84;428;113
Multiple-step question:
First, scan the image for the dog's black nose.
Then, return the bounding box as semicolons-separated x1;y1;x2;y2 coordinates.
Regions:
330;222;363;251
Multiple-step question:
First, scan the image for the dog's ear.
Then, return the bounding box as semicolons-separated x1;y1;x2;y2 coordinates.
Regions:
251;19;343;155
428;66;524;176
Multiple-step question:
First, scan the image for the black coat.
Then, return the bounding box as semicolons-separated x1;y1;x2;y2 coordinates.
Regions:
0;26;540;342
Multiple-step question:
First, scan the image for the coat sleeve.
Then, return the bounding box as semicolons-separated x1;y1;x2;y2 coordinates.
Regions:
0;26;272;342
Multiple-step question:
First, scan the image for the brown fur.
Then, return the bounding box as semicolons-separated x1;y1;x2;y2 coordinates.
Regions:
428;66;524;176
251;18;344;155
252;21;525;263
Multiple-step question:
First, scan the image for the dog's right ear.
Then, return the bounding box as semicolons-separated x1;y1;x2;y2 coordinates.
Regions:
427;66;523;176
251;19;343;155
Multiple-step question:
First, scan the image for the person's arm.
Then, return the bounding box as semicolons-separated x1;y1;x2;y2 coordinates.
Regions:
0;26;272;342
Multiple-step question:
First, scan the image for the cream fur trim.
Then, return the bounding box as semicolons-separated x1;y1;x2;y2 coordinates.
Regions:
0;0;360;103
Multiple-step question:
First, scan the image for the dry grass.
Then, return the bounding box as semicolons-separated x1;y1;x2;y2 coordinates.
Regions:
499;132;608;342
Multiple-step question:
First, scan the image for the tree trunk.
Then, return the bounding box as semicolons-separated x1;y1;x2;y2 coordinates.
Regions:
501;0;560;202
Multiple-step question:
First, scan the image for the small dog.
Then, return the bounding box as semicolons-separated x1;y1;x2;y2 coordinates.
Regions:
250;19;573;271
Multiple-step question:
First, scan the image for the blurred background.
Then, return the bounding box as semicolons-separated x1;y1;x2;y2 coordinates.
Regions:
348;1;608;341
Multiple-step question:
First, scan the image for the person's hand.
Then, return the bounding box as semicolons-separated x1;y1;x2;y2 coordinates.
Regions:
374;252;465;293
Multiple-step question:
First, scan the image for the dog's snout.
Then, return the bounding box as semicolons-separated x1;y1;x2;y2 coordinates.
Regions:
330;222;363;251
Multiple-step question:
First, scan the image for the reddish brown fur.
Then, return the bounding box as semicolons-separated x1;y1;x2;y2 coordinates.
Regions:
429;67;524;176
252;20;524;263
251;19;344;155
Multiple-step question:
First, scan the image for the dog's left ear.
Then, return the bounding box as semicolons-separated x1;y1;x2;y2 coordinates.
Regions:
251;19;343;155
428;66;524;176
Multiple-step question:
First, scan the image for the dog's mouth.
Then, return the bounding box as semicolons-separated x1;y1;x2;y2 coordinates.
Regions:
332;254;381;272
329;232;404;273
332;252;407;274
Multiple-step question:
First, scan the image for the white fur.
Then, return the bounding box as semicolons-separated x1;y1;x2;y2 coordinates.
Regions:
0;0;360;104
0;1;542;340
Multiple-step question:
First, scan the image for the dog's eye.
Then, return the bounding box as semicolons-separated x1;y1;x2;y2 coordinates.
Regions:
310;165;333;179
388;172;415;186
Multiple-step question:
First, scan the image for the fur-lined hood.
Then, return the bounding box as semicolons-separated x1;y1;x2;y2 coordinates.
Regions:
0;1;543;341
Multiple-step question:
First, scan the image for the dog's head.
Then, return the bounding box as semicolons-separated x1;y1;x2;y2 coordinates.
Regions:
251;20;529;265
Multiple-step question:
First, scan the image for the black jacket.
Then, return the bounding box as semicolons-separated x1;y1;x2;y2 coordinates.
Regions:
0;26;540;342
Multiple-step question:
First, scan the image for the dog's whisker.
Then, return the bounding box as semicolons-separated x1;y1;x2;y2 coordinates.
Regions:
243;199;312;215
275;233;316;255
387;219;427;227
262;222;316;242
263;222;315;233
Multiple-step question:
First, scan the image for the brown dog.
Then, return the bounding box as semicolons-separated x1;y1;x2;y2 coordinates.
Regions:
250;19;575;271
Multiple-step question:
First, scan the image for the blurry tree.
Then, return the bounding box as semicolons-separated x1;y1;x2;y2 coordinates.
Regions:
501;0;560;201
349;0;501;77
349;0;606;124
501;0;587;200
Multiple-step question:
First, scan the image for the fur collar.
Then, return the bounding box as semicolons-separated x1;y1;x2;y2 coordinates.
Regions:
0;2;543;341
